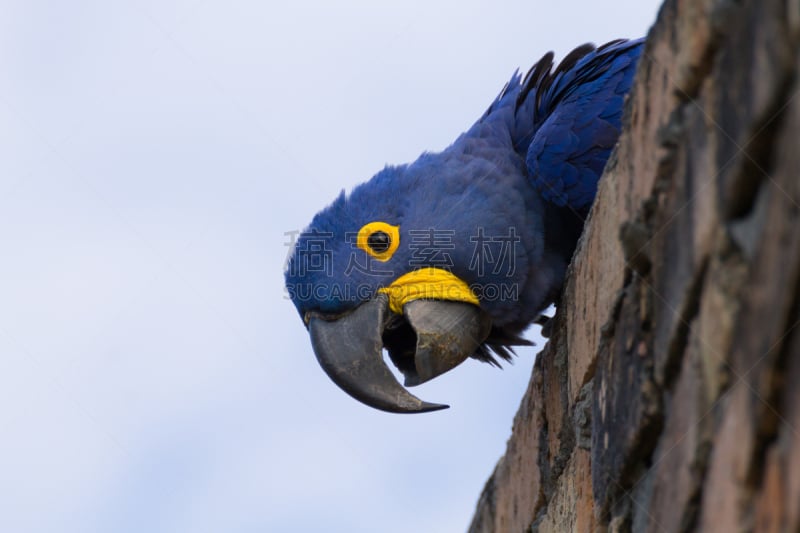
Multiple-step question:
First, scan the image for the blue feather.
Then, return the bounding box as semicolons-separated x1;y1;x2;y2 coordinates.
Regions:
516;38;644;209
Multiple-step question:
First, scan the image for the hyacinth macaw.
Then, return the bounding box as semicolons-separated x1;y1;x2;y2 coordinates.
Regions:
285;38;644;413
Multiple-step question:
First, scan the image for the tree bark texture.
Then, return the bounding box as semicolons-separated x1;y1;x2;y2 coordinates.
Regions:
469;0;800;531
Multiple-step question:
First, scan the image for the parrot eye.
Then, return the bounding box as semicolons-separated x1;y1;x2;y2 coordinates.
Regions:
367;231;391;253
357;221;400;261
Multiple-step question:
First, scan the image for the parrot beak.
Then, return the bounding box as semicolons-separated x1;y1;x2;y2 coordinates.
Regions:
307;292;492;413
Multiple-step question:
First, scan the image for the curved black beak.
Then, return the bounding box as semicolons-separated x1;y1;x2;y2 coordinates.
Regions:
307;294;491;413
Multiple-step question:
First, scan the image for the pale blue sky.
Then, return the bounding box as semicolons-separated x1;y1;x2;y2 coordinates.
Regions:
1;2;661;532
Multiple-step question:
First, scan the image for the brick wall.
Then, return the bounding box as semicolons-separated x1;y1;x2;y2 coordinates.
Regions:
469;1;800;531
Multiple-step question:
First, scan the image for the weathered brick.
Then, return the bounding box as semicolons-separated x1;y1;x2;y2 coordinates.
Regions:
642;327;713;533
532;449;596;533
469;2;800;531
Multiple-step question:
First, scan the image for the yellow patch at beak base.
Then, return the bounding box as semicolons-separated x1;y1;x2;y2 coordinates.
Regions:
378;267;480;315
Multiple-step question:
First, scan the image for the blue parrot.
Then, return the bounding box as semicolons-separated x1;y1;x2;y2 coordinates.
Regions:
285;38;644;413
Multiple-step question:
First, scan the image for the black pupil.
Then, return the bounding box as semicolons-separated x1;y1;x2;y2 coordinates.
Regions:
367;231;391;253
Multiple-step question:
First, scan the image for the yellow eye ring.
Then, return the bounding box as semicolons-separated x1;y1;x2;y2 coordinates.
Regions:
357;221;400;261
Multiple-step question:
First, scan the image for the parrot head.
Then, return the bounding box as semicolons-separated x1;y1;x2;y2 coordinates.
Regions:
286;141;565;413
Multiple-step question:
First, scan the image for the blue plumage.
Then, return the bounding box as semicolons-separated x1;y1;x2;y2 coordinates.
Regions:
285;38;644;411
